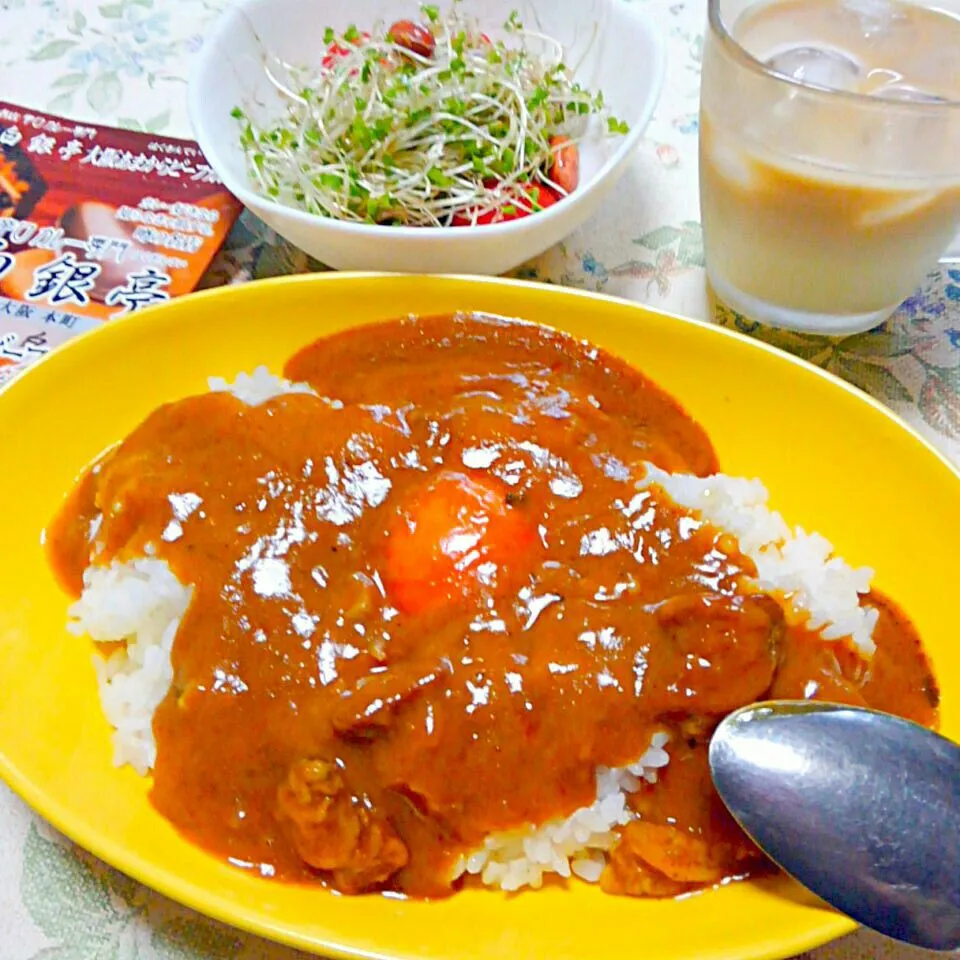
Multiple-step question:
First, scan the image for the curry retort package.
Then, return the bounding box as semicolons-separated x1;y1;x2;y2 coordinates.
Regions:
0;100;243;383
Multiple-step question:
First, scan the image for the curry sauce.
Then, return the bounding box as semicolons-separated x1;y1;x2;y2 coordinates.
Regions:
47;313;938;898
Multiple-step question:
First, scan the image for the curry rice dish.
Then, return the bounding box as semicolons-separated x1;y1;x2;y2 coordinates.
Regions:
48;313;938;898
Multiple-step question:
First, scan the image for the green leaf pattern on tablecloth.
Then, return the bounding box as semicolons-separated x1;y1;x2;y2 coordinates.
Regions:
4;0;229;127
22;823;135;958
20;824;259;960
86;71;123;114
29;40;81;62
712;279;960;439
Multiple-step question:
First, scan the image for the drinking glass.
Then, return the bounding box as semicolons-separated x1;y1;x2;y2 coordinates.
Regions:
699;0;960;334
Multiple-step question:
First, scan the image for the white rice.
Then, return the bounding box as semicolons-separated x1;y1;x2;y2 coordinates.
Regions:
66;371;882;890
68;558;192;775
639;463;878;656
207;365;317;406
451;732;670;891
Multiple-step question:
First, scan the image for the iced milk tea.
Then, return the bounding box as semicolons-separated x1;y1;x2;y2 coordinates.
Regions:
700;0;960;332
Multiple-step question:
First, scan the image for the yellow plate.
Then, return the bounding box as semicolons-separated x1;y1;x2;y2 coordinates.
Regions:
0;273;957;960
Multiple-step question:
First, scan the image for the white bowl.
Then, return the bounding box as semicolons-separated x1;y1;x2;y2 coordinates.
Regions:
188;0;665;275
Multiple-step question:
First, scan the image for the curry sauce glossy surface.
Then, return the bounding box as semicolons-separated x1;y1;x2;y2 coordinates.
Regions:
48;314;938;899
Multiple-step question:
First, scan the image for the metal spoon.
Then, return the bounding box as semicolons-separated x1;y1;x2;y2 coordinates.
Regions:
709;701;960;952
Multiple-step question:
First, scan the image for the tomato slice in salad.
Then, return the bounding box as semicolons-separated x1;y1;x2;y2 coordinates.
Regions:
321;32;372;69
451;182;561;226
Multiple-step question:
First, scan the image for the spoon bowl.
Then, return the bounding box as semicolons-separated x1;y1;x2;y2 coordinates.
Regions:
710;701;960;952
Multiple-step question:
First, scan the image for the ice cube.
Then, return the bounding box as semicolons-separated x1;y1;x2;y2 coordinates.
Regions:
706;137;757;191
840;0;910;37
765;45;862;91
873;81;947;103
859;190;940;228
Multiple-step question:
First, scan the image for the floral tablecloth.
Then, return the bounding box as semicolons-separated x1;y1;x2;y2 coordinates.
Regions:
0;1;956;958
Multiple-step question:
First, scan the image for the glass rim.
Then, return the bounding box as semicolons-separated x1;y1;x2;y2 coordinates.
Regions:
706;0;960;110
